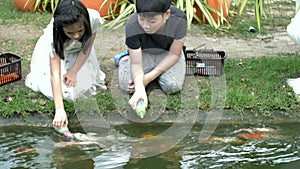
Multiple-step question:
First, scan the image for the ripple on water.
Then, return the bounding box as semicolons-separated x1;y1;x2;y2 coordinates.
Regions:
0;123;300;169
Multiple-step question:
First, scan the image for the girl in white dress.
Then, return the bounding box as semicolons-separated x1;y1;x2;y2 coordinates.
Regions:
287;0;300;45
286;0;300;102
25;0;106;129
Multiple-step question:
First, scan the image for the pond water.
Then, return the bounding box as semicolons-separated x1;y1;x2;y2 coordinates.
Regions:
0;122;299;169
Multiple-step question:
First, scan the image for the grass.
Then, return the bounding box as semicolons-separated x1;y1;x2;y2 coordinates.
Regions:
0;0;51;26
225;55;300;112
0;0;299;118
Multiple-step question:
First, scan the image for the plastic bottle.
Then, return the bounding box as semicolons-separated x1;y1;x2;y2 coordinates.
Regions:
54;125;73;137
136;99;146;119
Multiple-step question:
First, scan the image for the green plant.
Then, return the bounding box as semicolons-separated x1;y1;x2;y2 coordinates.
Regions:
233;0;267;32
104;0;272;32
175;0;230;29
225;55;300;112
26;0;61;13
104;0;136;29
104;0;231;29
21;0;270;32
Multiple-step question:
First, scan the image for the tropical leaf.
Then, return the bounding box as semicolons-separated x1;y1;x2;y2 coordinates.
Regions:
237;0;248;15
103;0;233;29
24;0;267;31
26;0;60;13
234;0;268;32
103;2;135;29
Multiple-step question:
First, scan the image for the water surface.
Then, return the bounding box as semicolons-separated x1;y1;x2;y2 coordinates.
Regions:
0;122;299;169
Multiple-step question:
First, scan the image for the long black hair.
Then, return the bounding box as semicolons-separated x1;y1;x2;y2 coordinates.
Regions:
53;0;92;59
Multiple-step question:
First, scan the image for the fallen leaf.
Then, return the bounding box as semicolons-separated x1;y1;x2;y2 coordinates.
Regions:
3;96;12;102
39;99;46;106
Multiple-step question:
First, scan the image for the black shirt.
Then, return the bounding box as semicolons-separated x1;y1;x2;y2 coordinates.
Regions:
125;5;187;54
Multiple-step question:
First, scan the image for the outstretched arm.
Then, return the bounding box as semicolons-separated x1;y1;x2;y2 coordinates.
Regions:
50;51;68;128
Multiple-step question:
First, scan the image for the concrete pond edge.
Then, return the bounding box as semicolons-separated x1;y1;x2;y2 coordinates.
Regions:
0;109;300;128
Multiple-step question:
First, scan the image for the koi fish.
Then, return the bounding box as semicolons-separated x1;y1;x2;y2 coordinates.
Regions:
54;141;100;147
54;133;106;147
204;137;246;145
203;127;278;145
233;127;277;140
232;127;275;134
237;133;263;140
15;147;35;153
141;134;165;139
54;132;141;148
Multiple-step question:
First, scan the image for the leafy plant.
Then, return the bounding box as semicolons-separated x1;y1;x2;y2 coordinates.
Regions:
104;0;270;32
104;0;136;29
26;0;61;13
233;0;267;32
104;0;231;29
22;0;269;32
172;0;230;29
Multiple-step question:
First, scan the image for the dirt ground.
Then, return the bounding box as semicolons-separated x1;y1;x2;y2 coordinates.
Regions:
96;26;300;59
0;23;299;77
1;24;299;58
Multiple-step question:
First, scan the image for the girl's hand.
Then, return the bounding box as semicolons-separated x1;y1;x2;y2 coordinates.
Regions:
53;108;68;128
63;70;76;87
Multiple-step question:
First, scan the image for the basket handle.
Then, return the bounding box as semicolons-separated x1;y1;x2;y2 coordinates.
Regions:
193;44;206;50
3;54;12;63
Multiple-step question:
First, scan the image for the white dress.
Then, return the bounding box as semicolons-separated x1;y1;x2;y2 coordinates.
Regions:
286;6;300;101
287;9;300;45
25;9;107;101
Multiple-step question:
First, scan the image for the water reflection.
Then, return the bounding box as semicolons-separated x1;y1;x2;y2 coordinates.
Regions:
0;123;299;169
179;123;300;169
0;125;131;169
